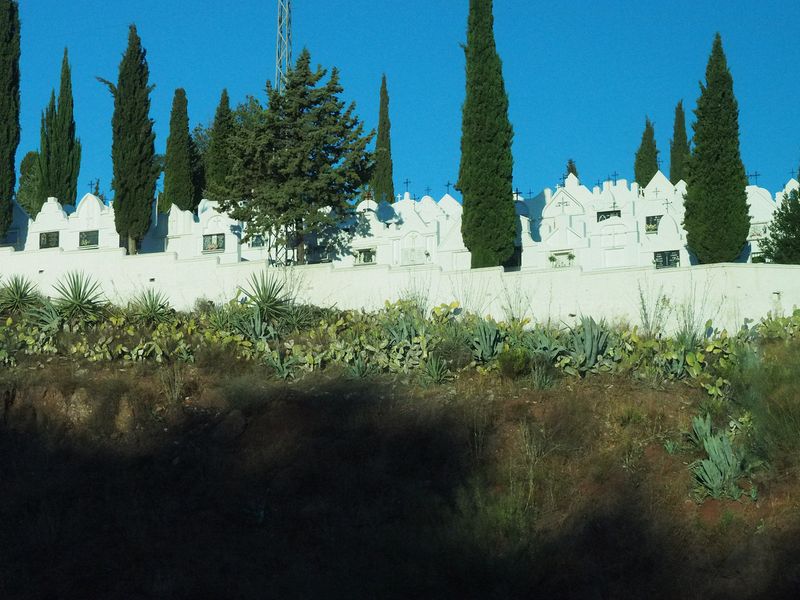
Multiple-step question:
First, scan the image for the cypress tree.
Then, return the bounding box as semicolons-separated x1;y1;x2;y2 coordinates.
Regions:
683;33;749;264
36;91;57;203
205;89;233;199
566;159;578;178
162;88;196;211
370;74;395;203
37;49;81;206
98;25;158;254
633;117;659;185
16;150;39;216
56;49;81;205
0;0;20;238
457;0;515;268
669;100;690;183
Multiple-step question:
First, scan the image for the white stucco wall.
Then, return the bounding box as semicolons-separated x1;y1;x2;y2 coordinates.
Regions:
1;244;797;333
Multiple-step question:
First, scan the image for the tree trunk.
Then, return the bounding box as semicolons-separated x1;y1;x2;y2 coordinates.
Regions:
128;235;137;255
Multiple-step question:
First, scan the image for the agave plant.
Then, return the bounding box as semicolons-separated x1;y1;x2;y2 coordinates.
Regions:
129;289;174;327
241;271;290;324
27;298;63;333
0;274;40;315
691;434;744;499
422;354;453;384
52;271;106;327
235;305;277;343
567;316;610;374
522;327;566;362
471;319;501;363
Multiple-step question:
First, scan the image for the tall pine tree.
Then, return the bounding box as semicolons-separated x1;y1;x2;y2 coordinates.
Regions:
760;179;800;264
669;100;690;184
683;34;749;263
0;0;20;239
370;74;395;203
457;0;515;268
162;88;197;212
99;25;158;255
217;49;373;264
633;117;659;185
37;49;81;207
205;89;233;200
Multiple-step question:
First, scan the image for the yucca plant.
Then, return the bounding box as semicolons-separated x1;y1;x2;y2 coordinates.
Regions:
129;289;174;327
0;275;41;315
52;272;106;327
241;271;290;324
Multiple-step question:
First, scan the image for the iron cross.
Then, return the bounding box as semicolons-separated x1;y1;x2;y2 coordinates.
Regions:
445;181;453;194
747;171;761;185
404;178;411;193
610;171;620;184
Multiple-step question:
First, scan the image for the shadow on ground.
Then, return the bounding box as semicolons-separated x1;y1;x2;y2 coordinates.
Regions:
2;377;800;599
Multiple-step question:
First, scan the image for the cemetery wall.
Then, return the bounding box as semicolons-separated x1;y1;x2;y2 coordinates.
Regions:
1;244;798;332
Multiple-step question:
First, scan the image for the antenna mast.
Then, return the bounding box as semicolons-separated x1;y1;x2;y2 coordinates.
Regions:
275;0;293;93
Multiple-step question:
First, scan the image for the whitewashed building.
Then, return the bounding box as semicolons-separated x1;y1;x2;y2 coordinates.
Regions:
2;173;796;273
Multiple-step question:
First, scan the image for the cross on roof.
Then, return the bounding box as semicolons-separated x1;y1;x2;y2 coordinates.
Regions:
595;179;602;188
514;187;521;198
403;178;411;193
610;171;620;184
527;188;534;199
559;173;567;186
424;186;432;196
445;180;453;194
662;197;673;212
747;171;761;185
656;157;663;168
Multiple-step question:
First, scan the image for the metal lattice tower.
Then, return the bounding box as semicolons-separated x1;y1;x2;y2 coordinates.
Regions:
274;0;292;93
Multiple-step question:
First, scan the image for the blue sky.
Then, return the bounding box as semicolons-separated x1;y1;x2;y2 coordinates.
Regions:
17;0;800;203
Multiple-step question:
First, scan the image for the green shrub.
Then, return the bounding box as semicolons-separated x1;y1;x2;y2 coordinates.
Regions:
529;354;557;390
498;347;531;379
435;322;473;370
